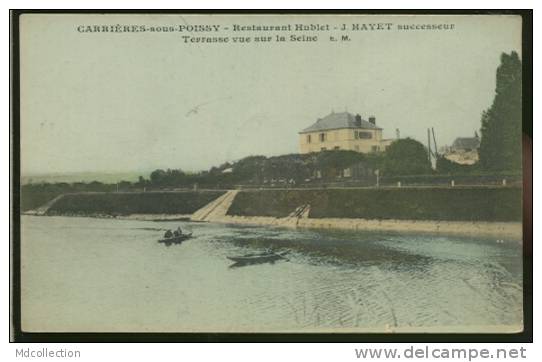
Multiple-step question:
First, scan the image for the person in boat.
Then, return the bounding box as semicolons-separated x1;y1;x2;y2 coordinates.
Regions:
173;226;182;237
173;227;183;237
164;229;173;239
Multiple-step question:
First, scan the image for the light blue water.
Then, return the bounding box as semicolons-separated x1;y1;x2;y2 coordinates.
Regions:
21;215;523;332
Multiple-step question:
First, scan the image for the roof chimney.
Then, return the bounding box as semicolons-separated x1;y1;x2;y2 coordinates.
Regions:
369;116;376;125
354;114;362;127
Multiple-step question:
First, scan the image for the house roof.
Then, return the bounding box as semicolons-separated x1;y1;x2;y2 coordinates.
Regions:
452;137;480;150
299;112;381;134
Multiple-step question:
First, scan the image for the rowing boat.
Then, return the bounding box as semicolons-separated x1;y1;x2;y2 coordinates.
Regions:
227;250;289;264
158;232;193;246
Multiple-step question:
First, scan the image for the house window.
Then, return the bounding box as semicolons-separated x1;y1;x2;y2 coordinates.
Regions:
359;132;372;139
334;146;340;150
319;133;326;142
306;135;311;143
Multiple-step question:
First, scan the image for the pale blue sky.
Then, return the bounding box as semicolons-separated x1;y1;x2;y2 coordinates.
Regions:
20;14;522;174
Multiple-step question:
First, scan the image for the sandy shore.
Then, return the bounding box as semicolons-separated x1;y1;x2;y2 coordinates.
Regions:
208;215;522;240
23;212;522;239
116;214;192;221
22;212;192;222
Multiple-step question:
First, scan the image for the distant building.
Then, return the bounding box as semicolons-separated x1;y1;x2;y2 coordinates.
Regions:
443;132;480;165
298;111;394;154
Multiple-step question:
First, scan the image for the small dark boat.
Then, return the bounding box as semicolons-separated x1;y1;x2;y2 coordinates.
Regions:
158;232;192;246
227;250;289;264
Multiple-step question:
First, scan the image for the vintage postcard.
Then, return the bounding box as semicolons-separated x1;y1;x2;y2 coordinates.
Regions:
16;13;525;334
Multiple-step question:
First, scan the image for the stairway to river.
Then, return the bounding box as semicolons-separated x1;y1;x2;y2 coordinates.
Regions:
190;190;239;222
25;194;66;215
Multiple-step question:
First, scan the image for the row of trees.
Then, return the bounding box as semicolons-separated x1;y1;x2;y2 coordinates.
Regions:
23;137;433;192
142;138;433;188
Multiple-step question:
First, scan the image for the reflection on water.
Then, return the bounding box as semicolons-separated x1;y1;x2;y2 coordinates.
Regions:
21;215;523;332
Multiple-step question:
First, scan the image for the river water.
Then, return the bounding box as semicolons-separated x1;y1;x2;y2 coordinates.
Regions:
20;215;523;333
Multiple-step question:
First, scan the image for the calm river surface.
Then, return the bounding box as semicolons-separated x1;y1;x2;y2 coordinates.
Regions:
21;215;523;333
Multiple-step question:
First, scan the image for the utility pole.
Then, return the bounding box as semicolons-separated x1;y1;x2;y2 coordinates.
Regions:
432;127;438;158
427;128;432;164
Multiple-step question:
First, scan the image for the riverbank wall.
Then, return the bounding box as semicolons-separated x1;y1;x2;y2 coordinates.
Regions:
227;187;522;222
42;191;225;217
219;186;523;239
24;186;523;239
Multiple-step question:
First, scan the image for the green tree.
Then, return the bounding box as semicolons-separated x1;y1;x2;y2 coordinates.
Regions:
232;155;267;183
364;152;385;171
479;51;522;171
382;138;432;176
263;154;311;183
315;150;365;179
150;169;167;185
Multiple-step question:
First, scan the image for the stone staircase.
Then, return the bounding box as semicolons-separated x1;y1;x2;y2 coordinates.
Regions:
25;194;66;215
190;190;239;222
288;204;311;219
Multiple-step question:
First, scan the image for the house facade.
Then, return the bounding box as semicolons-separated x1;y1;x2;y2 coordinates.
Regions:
299;111;393;154
443;133;480;165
